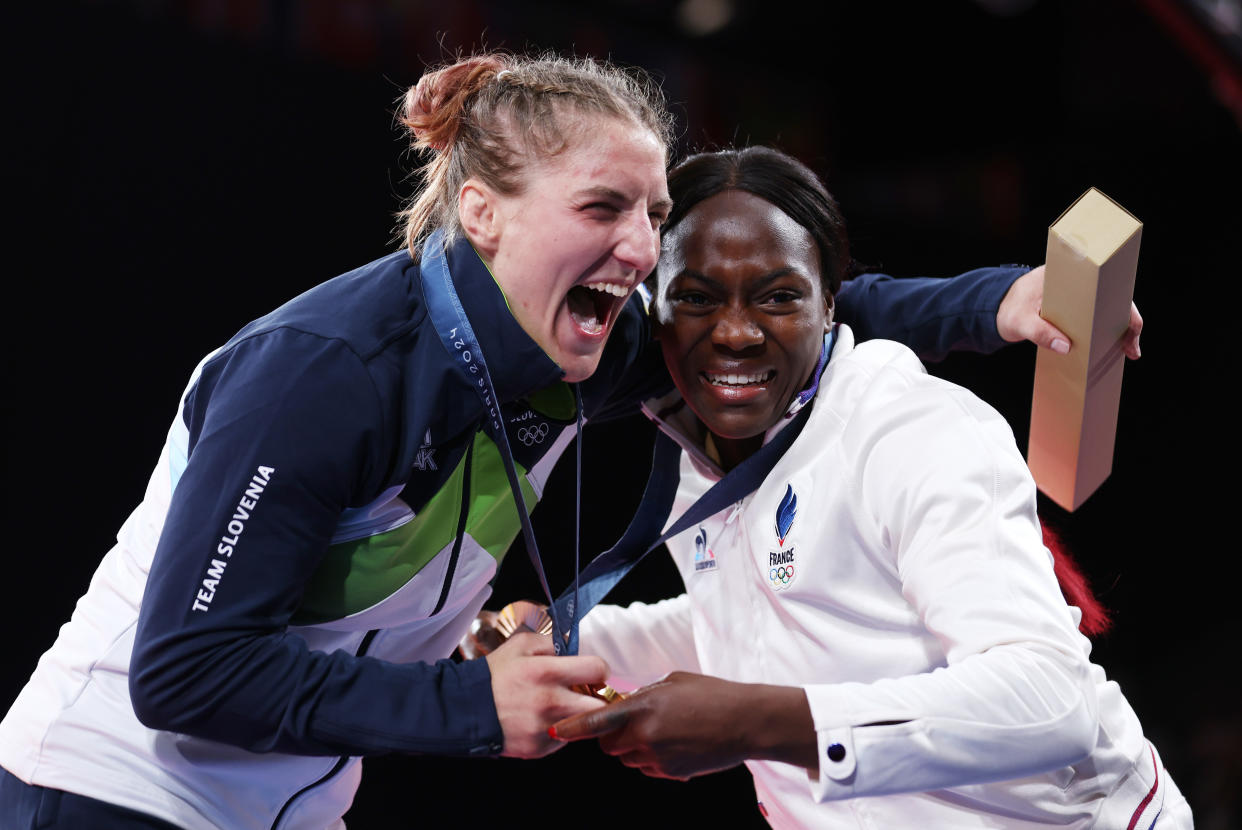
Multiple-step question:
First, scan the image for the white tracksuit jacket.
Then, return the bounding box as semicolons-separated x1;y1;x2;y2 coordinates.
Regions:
582;325;1191;829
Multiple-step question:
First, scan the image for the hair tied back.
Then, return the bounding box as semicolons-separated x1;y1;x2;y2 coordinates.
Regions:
402;55;508;153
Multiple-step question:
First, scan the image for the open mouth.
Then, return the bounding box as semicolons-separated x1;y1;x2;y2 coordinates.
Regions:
704;370;775;387
566;282;629;336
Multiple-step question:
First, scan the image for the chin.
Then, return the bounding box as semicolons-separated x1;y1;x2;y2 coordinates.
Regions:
691;406;772;443
559;353;603;384
709;422;768;442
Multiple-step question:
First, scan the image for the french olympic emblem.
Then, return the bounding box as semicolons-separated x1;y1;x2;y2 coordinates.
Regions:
768;484;797;590
775;484;796;546
517;423;549;446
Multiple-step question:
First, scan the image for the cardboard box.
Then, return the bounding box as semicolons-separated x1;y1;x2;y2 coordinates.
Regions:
1027;187;1141;511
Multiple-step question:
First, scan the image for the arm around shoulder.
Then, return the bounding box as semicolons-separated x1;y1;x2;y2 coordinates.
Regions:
835;265;1027;362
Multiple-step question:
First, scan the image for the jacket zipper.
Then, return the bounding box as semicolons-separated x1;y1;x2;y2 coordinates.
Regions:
431;437;474;616
269;434;478;828
268;629;379;830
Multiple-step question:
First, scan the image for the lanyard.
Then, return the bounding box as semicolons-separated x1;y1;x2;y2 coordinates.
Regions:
419;230;571;648
549;400;813;654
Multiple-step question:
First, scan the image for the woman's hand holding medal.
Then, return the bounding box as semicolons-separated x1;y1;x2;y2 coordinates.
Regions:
481;628;612;759
460;601;626;758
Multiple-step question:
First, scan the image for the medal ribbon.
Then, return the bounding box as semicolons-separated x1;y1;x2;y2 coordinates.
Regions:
550;399;814;655
419;230;570;648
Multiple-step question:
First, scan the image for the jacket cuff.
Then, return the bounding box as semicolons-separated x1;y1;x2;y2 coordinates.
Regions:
802;683;915;802
451;655;506;757
978;265;1029;352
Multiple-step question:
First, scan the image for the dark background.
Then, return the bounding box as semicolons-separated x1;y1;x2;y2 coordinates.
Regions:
4;0;1240;827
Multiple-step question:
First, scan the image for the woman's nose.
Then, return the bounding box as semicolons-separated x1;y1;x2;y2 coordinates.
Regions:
614;211;661;278
711;306;764;351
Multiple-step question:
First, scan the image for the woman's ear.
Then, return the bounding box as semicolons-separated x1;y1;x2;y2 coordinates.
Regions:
458;179;501;261
824;292;835;330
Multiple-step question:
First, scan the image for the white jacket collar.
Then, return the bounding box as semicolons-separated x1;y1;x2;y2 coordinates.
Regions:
641;324;854;479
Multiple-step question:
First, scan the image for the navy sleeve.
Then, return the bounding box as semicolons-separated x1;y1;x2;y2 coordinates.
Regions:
130;328;504;757
834;266;1029;363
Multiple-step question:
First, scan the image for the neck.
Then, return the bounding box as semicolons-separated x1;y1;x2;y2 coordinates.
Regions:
707;431;764;472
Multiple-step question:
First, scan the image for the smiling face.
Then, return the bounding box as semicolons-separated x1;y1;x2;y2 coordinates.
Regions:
473;117;671;382
654;189;831;464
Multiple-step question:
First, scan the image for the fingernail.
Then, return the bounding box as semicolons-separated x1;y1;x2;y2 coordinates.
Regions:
547;725;559;740
1051;338;1069;355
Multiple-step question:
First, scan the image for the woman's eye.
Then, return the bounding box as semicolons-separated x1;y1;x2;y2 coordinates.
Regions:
675;292;712;307
583;203;621;218
765;291;801;304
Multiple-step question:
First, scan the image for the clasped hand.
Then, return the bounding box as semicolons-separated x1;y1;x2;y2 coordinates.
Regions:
483;631;610;759
549;671;817;781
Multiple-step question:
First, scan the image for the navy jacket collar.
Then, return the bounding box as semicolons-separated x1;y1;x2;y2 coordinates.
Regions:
440;234;566;403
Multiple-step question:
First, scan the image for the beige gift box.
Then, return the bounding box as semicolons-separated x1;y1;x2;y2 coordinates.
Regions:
1028;187;1141;511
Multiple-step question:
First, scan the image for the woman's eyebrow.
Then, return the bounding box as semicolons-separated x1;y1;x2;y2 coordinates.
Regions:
574;185;673;214
574;185;626;203
675;267;799;289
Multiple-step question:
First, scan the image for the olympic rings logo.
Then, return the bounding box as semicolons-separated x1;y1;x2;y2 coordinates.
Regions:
769;565;794;587
518;423;549;446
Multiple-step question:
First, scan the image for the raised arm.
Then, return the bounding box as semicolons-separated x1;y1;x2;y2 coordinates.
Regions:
838;264;1142;361
834;265;1027;361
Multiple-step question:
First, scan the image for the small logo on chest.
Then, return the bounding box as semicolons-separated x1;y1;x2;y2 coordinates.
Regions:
517;422;549;445
413;429;437;471
693;526;717;573
768;484;798;590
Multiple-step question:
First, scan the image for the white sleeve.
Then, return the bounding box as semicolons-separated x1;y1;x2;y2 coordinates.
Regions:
578;594;700;692
805;379;1098;801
